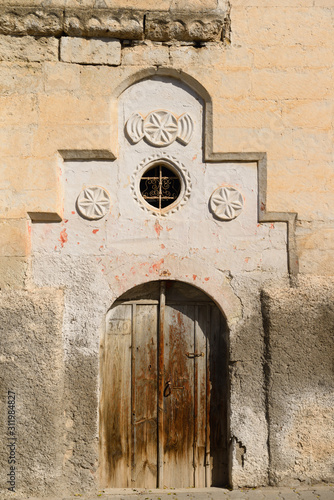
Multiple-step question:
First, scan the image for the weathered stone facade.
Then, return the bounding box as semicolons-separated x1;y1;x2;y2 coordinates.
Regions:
0;0;333;497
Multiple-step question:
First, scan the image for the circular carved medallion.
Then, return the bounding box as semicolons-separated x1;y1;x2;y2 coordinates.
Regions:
210;186;244;220
143;111;179;146
77;186;111;220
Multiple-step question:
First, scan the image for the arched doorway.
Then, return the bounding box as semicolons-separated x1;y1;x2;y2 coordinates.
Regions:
100;281;229;489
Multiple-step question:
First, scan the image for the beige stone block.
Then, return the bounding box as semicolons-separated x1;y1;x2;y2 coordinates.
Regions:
314;0;334;6
77;0;171;9
254;46;334;70
297;227;334;251
268;160;334;193
0;35;58;62
0;190;30;218
230;7;248;45
267;189;334;221
33;124;112;156
0;219;29;257
213;127;264;153
1;157;59;191
233;0;313;5
26;189;62;220
79;64;122;96
122;42;169;66
298;248;333;275
213;127;292;158
60;37;121;66
282;100;333;130
38;94;111;124
0;125;34;157
291;130;333;161
224;45;254;70
0;188;61;220
214;98;283;129
172;0;218;9
236;7;332;48
0;256;28;288
0;94;38;125
201;69;251;99
251;70;332;100
43;62;80;93
170;45;217;68
0;62;43;94
170;44;253;70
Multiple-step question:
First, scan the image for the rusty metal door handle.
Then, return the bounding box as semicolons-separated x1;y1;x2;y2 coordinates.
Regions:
164;380;172;397
186;352;204;358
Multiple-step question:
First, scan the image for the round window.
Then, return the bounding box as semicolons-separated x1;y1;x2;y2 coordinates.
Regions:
140;164;181;211
131;153;191;216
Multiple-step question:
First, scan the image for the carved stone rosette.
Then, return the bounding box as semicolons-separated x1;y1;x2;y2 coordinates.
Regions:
210;186;244;221
77;186;111;220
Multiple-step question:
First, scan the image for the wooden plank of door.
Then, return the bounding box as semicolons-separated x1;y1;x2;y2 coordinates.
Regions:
209;305;229;487
163;304;195;488
100;304;132;487
133;303;159;488
194;305;209;488
157;281;166;489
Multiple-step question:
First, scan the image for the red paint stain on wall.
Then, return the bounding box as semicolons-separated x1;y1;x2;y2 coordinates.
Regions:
92;229;99;234
154;221;163;237
151;258;164;274
193;274;197;280
161;244;165;249
204;277;210;281
59;228;68;248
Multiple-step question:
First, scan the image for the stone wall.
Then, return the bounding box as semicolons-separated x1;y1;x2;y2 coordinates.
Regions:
0;0;333;497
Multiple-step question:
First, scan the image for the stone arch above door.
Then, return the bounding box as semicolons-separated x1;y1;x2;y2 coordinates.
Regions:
99;280;230;489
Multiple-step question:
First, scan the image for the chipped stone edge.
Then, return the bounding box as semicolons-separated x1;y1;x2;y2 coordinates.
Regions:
0;7;229;41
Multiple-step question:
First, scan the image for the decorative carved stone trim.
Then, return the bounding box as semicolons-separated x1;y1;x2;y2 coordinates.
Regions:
145;13;225;42
0;7;228;41
64;9;143;39
0;7;63;36
126;110;194;147
131;153;191;216
210;186;244;221
77;186;111;220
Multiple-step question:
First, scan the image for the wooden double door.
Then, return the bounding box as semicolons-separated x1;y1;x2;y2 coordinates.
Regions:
100;281;229;489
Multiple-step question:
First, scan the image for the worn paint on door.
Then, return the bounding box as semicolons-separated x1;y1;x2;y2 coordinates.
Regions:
100;281;229;489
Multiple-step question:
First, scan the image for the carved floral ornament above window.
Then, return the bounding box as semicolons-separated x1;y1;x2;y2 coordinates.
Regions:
126;110;194;147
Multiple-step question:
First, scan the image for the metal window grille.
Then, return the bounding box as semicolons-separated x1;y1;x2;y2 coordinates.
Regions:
140;164;181;211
